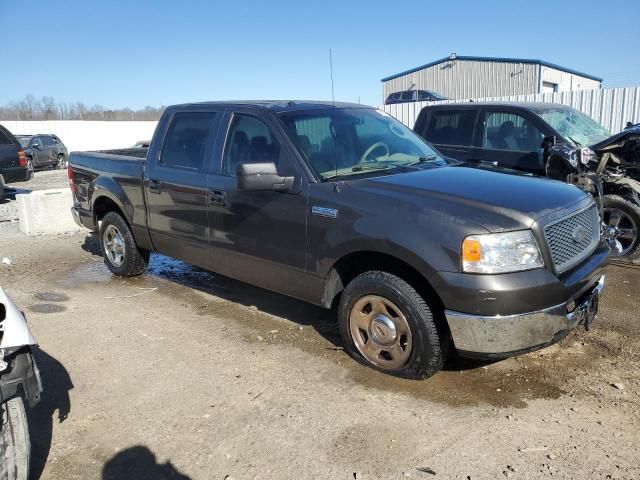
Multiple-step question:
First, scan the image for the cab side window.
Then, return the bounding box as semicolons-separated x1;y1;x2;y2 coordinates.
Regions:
160;112;217;169
483;112;544;152
424;110;476;146
222;114;281;176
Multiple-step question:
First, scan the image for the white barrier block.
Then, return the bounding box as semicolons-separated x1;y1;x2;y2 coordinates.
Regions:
16;189;82;236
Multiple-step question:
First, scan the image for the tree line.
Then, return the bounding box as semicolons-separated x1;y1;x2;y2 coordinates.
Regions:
0;95;165;121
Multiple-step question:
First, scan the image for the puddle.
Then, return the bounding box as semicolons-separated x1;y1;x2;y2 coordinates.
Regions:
29;303;66;314
56;254;610;408
34;292;69;302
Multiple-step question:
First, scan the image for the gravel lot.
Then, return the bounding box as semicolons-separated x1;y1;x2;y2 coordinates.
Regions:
0;225;638;480
0;170;70;230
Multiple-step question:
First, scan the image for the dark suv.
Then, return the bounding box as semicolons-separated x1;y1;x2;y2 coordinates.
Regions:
16;134;68;170
385;90;447;105
0;125;32;196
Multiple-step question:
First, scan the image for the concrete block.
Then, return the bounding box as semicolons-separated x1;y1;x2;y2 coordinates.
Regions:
16;188;82;236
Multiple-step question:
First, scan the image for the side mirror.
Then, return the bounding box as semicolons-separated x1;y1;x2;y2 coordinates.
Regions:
31;142;41;150
542;135;557;150
236;162;294;192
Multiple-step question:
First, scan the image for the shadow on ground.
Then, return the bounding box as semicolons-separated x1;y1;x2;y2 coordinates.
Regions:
102;446;191;480
28;349;73;480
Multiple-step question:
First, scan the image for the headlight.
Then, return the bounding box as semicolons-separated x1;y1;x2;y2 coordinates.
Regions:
578;147;598;165
462;230;544;273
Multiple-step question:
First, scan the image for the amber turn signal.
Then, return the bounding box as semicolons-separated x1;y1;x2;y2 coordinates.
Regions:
462;238;482;263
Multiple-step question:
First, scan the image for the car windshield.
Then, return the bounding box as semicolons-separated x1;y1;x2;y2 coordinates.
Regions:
532;107;611;146
17;137;31;147
279;108;446;181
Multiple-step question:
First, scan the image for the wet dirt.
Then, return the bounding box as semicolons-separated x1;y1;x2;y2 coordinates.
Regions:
29;303;67;313
7;231;638;479
57;253;623;409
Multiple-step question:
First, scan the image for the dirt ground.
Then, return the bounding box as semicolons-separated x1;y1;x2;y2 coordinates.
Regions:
0;192;639;479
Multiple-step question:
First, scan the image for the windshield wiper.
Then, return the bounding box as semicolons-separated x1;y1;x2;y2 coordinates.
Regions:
568;136;583;147
351;164;392;172
407;155;439;166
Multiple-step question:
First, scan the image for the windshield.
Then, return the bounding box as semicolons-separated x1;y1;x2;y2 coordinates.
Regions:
17;137;31;147
532;107;610;146
279;108;446;181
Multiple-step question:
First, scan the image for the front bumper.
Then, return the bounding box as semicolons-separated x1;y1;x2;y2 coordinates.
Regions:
446;275;605;358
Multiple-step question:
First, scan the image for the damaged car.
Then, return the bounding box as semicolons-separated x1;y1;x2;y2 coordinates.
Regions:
0;288;42;480
414;102;640;260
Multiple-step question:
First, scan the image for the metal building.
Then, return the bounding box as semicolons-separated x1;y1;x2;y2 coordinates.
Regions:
381;54;602;102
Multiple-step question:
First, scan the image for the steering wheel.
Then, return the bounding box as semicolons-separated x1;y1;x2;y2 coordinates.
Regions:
359;142;390;164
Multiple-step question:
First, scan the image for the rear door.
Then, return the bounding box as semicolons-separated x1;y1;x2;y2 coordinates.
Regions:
205;109;309;299
144;107;223;267
475;108;547;174
416;107;479;161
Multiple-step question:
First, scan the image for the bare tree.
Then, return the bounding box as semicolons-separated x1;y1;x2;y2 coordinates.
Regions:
0;95;165;121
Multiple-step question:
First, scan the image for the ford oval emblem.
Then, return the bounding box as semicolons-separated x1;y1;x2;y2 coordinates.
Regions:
572;225;588;244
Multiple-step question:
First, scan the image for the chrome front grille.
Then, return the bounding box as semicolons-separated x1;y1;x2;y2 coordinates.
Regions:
543;204;600;274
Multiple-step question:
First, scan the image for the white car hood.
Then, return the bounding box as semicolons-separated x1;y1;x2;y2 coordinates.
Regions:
0;287;37;351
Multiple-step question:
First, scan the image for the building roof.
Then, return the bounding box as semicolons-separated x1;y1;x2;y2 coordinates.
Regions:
380;55;603;83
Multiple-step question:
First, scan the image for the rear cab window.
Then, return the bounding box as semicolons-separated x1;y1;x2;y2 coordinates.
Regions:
160;111;218;170
422;109;478;146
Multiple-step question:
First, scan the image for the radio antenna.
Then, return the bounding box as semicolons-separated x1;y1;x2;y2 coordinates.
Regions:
329;48;335;107
329;48;338;186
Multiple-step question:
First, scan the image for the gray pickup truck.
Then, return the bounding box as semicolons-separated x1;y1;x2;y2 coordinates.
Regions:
69;101;608;379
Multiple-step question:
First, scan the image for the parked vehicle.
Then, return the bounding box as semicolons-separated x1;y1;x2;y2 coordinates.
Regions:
0;125;32;199
0;288;42;480
16;134;68;170
414;102;640;260
69;101;607;379
385;89;447;105
132;140;151;148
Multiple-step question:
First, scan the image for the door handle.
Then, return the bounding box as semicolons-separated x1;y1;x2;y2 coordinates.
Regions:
208;189;226;205
148;179;161;193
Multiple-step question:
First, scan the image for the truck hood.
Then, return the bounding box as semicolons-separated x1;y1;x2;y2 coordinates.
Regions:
350;165;589;232
590;125;640;163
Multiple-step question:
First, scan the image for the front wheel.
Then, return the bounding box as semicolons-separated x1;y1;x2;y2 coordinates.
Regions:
0;397;31;480
603;195;640;261
338;271;446;379
99;211;149;276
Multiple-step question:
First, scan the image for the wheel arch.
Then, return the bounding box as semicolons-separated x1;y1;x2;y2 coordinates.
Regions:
321;250;444;313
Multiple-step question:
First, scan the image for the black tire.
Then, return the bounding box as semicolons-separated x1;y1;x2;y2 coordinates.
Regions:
99;211;149;276
0;397;30;480
338;271;446;379
603;195;640;262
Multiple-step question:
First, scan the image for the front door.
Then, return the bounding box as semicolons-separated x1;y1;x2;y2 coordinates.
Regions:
206;110;308;300
475;109;546;175
144;108;222;267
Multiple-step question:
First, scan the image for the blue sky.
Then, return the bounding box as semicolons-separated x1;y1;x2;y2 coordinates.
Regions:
1;0;638;109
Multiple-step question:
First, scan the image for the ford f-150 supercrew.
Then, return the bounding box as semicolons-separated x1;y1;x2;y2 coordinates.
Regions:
68;101;608;379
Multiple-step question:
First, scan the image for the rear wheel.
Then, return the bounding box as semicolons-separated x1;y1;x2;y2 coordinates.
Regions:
99;211;149;276
0;397;30;480
603;195;640;261
338;271;446;379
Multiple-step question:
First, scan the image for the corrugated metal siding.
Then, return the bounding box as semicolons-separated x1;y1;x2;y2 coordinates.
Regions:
382;59;539;100
381;86;640;134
